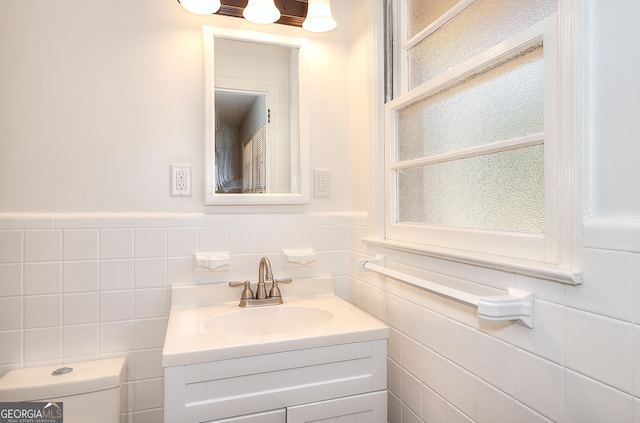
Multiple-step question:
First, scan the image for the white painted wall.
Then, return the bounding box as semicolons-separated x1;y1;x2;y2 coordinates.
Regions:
587;0;640;217
0;0;350;213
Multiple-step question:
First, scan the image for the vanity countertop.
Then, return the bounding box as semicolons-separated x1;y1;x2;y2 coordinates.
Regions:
162;294;389;367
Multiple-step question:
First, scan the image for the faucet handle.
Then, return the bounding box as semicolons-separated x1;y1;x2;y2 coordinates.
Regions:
229;281;254;300
268;278;293;298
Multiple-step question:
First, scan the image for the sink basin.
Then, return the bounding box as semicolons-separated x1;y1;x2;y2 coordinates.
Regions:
163;294;389;366
203;305;334;336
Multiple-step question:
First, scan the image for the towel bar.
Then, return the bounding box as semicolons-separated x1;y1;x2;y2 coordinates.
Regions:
358;257;534;328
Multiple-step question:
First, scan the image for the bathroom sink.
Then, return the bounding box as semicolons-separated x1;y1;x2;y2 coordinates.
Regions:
163;294;389;366
203;305;334;336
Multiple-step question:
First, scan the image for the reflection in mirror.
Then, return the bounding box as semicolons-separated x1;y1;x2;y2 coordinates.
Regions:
214;90;267;193
204;26;309;205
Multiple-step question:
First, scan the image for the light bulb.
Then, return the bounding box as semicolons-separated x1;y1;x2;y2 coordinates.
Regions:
303;0;337;32
243;0;281;25
178;0;221;15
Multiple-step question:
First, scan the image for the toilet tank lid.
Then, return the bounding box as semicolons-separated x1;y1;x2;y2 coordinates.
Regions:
0;358;126;402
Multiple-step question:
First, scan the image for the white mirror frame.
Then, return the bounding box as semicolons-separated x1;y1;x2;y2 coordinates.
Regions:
203;25;310;205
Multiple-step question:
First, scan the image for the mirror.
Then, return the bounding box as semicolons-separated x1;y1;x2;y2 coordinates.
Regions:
203;26;310;205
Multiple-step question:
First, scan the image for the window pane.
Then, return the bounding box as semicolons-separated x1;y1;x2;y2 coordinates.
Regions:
397;45;543;162
407;0;460;40
407;0;555;88
396;145;545;233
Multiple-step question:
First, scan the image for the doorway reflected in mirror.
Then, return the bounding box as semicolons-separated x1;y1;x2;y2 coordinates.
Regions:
214;90;268;193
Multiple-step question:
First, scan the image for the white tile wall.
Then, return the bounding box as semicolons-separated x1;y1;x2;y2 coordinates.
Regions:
513;299;564;364
24;295;61;328
347;216;640;423
402;335;421;379
0;298;22;331
0;264;22;297
134;258;167;288
63;293;99;325
63;230;99;261
63;324;98;358
513;401;554;423
402;369;422;417
134;228;166;258
24;263;61;295
0;231;23;263
100;290;134;322
25;231;61;262
566;248;634;321
475;379;514;423
635;325;640;398
0;331;22;368
5;212;640;423
564;370;634;422
446;361;476;420
422;384;446;422
99;229;134;259
24;328;60;364
446;319;476;373
448;403;475;423
63;261;99;293
100;260;134;291
476;332;513;395
635;255;640;325
0;212;350;423
565;307;634;392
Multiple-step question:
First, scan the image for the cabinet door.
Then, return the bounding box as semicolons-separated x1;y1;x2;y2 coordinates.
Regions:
207;409;286;423
287;391;386;423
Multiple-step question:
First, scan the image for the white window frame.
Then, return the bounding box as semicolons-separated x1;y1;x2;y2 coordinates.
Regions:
365;0;583;285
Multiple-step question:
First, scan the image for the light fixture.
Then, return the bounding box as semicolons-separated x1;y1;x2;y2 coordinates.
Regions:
178;0;337;33
178;0;221;15
243;0;281;25
302;0;337;32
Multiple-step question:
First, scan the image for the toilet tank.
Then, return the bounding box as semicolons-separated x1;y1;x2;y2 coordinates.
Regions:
0;358;126;423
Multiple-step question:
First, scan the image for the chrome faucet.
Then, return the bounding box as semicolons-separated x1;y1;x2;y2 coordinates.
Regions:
255;256;273;299
229;256;292;307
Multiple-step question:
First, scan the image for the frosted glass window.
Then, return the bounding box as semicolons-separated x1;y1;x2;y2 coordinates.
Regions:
396;145;545;233
397;45;543;162
383;0;578;272
407;0;460;40
408;0;555;88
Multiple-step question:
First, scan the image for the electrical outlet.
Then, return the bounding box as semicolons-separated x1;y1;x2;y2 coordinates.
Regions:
171;165;192;197
314;169;331;198
176;171;187;191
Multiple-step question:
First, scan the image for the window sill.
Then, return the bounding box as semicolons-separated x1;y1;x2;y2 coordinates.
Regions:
362;237;582;285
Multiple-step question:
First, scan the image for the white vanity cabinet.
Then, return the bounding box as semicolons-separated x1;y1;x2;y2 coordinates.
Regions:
208;391;387;423
164;339;387;423
287;391;386;422
208;409;286;422
207;390;386;423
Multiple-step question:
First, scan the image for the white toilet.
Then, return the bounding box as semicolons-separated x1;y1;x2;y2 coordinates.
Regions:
0;358;126;423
